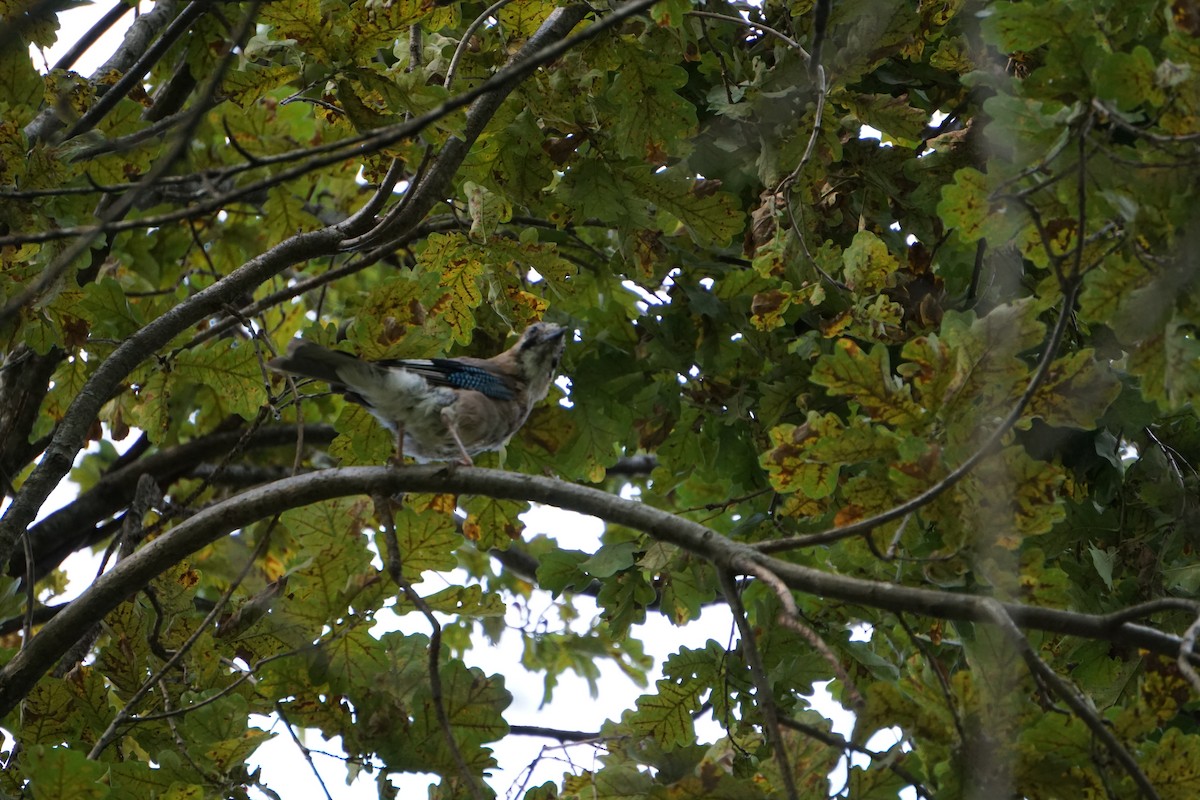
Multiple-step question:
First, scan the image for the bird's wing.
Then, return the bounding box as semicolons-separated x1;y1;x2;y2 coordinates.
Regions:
378;358;516;401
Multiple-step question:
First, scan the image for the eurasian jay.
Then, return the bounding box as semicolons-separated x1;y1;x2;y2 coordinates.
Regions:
268;322;567;465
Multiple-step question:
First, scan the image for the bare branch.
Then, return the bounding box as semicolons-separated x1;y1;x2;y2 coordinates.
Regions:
981;599;1161;800
0;2;608;570
740;558;862;710
2;465;1197;720
717;568;798;800
86;522;277;759
1178;612;1200;696
374;494;486;800
16;425;336;582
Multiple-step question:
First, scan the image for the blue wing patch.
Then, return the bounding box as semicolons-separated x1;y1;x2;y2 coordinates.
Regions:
379;358;515;400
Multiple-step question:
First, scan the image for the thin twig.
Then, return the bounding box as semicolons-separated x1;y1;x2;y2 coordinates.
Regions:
1097;598;1200;628
133;645;313;724
275;702;336;800
740;559;863;709
716;569;798;800
373;493;487;800
1091;98;1200;143
981;599;1161;800
86;523;276;760
445;0;516;90
508;725;601;741
685;11;808;56
776;716;933;800
780;65;841;289
895;615;965;742
1178;612;1200;695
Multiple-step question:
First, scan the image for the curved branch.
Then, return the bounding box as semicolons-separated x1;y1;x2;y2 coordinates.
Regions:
15;425;336;582
718;568;797;800
0;0;653;251
64;0;209;140
0;227;342;569
686;10;808;57
982;600;1160;800
23;0;183;143
0;2;607;569
49;2;134;73
1;465;1196;719
444;0;516;91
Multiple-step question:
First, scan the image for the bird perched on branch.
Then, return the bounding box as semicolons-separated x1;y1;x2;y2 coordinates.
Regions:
268;322;567;465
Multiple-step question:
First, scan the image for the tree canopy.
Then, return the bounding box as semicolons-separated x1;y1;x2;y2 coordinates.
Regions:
3;0;1200;797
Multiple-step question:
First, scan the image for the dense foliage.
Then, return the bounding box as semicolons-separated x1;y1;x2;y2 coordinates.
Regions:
3;0;1200;797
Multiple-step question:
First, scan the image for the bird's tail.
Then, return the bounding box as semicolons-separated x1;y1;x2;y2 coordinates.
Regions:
267;341;360;387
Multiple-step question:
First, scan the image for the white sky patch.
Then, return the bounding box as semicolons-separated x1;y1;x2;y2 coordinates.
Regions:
29;2;154;75
859;124;893;148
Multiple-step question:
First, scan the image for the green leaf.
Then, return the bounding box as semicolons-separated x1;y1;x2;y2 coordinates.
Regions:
1094;47;1165;111
842;230;900;292
173;340;264;421
0;48;43;120
581;541;639;578
1089;546;1115;590
761;416;844;498
1026;349;1121;429
24;745;110;800
462;495;527;552
841;92;931;146
937;167;991;243
603;38;696;163
390;505;461;580
536;549;591;596
811;339;925;426
79;278;143;339
625;676;704;748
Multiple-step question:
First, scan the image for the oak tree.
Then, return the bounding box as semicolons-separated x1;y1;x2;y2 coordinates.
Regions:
2;0;1200;797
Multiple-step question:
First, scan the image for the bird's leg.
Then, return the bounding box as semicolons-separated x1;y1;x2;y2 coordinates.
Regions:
440;409;474;466
389;424;407;467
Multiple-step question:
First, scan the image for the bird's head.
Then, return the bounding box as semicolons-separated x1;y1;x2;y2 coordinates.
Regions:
513;322;567;400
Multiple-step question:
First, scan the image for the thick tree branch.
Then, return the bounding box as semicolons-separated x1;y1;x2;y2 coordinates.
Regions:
2;465;1197;720
15;425;336;582
22;0;184;143
0;345;60;494
64;0;210;140
0;0;651;250
49;2;134;72
0;229;342;569
0;1;602;569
